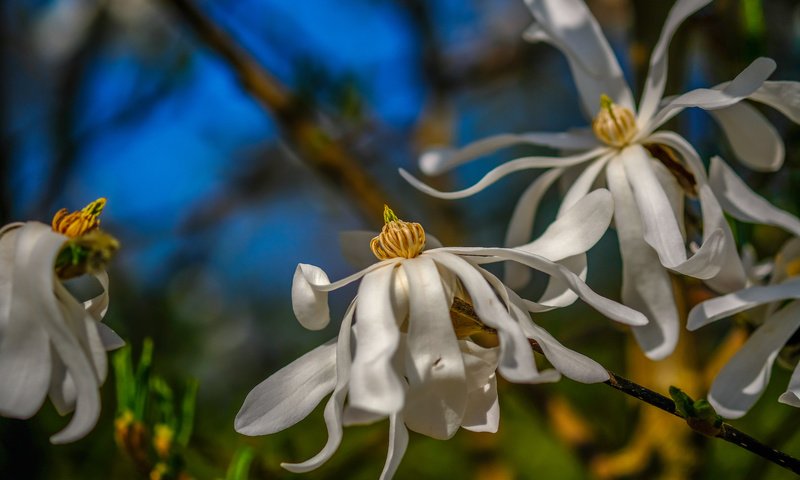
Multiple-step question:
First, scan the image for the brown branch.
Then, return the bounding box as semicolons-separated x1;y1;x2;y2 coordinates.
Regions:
450;297;800;475
159;0;391;222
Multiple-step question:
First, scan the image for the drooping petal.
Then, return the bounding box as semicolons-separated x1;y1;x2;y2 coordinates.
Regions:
235;340;337;435
10;222;101;443
400;148;606;200
749;81;800;124
379;413;409;480
96;323;125;350
645;57;777;135
778;357;800;408
707;102;784;172
420;132;600;176
709;301;800;418
401;257;467;440
0;224;23;333
282;302;356;472
504;168;564;289
83;271;110;321
427;251;540;383
606;160;679;359
520;188;614;261
55;281;107;382
650;160;685;238
523;0;634;116
533;255;585;310
620;145;724;279
687;279;800;331
349;266;405;414
708;157;800;237
460;345;500;437
636;0;712;127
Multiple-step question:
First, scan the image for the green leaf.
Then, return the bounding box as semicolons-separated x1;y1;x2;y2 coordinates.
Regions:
225;447;254;480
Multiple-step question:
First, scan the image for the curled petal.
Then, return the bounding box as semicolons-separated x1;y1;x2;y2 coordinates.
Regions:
708;102;784;172
709;301;800;418
379;413;409;480
687;279;800;331
749;81;800;124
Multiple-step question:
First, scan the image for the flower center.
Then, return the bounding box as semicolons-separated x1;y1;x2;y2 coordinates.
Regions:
592;95;637;148
52;197;106;238
370;205;426;260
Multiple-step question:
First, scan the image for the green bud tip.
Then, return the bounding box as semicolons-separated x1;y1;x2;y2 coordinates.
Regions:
383;204;399;224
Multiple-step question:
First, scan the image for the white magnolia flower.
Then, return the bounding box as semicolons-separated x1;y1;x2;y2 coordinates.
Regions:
0;199;124;443
688;162;800;419
235;192;646;479
401;0;800;360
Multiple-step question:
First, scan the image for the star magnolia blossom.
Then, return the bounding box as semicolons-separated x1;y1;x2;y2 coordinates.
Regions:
400;0;800;360
235;193;647;479
688;160;800;419
0;199;123;443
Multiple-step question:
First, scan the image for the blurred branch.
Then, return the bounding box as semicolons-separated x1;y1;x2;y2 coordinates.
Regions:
451;297;800;475
159;0;391;223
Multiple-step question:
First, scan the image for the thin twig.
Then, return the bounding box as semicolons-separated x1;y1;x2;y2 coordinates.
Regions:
450;297;800;475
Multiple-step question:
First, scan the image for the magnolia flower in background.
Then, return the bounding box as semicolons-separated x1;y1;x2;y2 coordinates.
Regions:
400;0;800;360
688;161;800;419
235;193;647;479
0;198;123;443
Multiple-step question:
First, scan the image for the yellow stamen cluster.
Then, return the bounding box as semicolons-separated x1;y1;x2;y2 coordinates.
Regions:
592;95;638;148
52;197;107;238
370;205;426;260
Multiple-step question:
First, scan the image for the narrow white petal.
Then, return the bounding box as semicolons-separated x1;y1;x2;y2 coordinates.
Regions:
235;340;337;436
709;301;800;418
420;132;600;176
0;307;51;418
48;356;76;415
708;102;784;172
503;168;564;289
349;266;405;414
0;225;22;333
521;188;614;261
96;323;125;350
645;57;776;134
523;0;634;116
557;155;611;216
439;247;649;327
55;281;107;382
532;255;586;310
400;148;605;200
709;157;800;237
637;0;712;127
778;360;800;408
606;160;679;359
749;81;800;124
401;258;467;440
428;251;539;383
687;278;800;331
650;160;685;238
83;271;109;321
461;375;499;433
10;223;101;443
379;413;409;480
282;303;356;472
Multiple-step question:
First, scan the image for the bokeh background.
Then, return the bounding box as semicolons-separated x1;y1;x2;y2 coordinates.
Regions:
2;0;800;478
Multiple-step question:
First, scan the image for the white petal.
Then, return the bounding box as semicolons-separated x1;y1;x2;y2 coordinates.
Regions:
10;223;101;443
349;266;405;414
292;261;395;330
441;246;649;327
650;132;747;291
636;0;712;127
0;224;23;333
708;102;783;172
520;188;614;261
282;302;356;472
428;251;539;383
400;148;605;200
606;160;679;359
461;375;499;433
519;315;608;383
709;157;800;237
503;168;564;289
645;57;776;134
749;81;800;124
709;301;800;418
96;323;125;350
379;413;409;480
48;356;76;415
556;155;611;216
533;255;585;309
650;160;685;238
235;340;337;435
342;405;385;427
55;281;107;382
687;278;800;331
523;0;634;116
420;132;600;176
400;258;467;440
778;360;800;408
83;271;109;321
